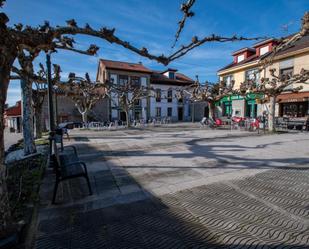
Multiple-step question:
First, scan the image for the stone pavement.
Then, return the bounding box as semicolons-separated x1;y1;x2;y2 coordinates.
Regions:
34;125;309;248
4;128;22;150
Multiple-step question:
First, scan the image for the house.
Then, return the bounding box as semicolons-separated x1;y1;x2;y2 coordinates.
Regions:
217;30;309;119
5;101;22;132
96;59;152;122
150;68;194;121
40;89;108;130
96;59;195;122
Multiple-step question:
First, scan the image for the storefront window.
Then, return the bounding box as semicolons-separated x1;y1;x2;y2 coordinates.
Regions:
246;101;257;118
281;102;307;117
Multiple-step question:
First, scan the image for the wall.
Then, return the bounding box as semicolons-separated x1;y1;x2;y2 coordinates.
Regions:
100;68;151;121
150;84;191;121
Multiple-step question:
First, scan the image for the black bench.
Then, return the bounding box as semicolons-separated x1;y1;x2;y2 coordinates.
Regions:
51;135;92;204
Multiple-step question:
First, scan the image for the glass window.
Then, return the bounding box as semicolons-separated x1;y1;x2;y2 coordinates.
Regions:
237;54;245;63
167;89;173;102
119;75;128;85
167;107;172;117
156;89;161;102
245;69;260;85
131;76;140;87
280;67;293;78
260;46;269;55
110;74;117;84
134;99;140;106
156;107;161;117
223;75;234;87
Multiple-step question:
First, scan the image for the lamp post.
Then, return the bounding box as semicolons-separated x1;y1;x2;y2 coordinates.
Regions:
46;52;55;158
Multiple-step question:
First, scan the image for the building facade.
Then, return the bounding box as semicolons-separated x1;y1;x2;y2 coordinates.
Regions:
4;101;22;132
97;59;195;122
217;34;309;119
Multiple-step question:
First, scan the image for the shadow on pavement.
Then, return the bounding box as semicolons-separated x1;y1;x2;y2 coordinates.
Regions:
34;132;309;248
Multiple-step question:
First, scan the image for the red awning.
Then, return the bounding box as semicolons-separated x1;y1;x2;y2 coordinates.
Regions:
277;92;309;103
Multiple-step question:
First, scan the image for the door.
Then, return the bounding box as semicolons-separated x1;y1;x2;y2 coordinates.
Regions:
204;106;209;118
178;107;183;121
120;111;127;121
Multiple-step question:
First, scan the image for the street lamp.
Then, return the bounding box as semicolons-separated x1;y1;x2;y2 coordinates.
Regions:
46;52;55;158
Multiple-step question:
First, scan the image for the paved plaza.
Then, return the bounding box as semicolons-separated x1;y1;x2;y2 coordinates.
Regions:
35;124;309;248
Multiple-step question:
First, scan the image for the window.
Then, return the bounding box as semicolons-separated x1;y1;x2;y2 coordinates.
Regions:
131;76;140;87
156;89;161;102
260;45;269;55
156;107;161;117
223;75;234;87
169;72;175;79
134;99;140;106
237;54;245;63
167;89;173;102
245;68;260;85
119;75;128;85
281;102;307;117
280;67;293;79
110;74;117;84
167;107;172;117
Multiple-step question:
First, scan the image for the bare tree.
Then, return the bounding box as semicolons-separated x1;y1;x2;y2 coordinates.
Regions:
0;0;267;234
177;76;236;119
109;79;153;127
57;73;107;123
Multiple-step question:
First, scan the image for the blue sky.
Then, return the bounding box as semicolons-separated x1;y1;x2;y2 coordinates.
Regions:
5;0;309;105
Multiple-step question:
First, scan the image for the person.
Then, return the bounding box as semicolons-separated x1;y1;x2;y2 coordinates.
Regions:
200;117;207;126
62;126;70;141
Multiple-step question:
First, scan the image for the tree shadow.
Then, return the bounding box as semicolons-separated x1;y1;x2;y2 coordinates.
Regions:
35;133;309;248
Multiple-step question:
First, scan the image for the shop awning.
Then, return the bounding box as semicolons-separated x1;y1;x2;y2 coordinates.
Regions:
277;92;309;103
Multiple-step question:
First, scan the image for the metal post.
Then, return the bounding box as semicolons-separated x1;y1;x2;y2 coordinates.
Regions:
47;52;55;131
46;52;55;160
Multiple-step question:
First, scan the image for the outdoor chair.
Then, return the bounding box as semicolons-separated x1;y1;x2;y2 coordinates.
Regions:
51;138;92;204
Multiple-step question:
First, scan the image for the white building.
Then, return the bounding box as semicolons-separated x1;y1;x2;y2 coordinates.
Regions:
96;59;195;122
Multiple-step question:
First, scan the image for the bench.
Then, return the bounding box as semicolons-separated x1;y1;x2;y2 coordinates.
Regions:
51;135;92;204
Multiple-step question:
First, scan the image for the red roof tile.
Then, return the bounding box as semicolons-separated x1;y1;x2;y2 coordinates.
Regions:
151;71;194;86
100;59;153;73
5;101;21;116
218;33;309;73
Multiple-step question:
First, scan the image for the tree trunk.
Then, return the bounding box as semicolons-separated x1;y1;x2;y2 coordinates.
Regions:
35;105;43;139
21;79;36;155
82;111;88;123
268;96;276;132
125;109;130;127
123;106;131;127
208;101;215;119
0;63;13;234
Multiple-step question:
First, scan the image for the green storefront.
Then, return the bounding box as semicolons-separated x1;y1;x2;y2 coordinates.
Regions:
216;93;264;118
245;93;264;118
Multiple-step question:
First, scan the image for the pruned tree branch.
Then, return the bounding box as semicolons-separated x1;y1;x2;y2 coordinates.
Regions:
172;0;196;48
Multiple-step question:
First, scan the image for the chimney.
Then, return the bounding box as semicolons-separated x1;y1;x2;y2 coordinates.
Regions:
301;11;309;35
